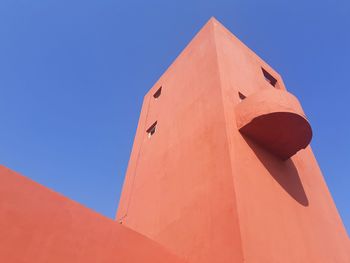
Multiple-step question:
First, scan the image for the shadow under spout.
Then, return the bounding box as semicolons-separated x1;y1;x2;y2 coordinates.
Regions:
243;135;309;207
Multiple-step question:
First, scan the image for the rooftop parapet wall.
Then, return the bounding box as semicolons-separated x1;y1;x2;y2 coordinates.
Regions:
0;165;185;263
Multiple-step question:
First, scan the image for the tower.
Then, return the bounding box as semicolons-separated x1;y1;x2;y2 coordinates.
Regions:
117;18;350;262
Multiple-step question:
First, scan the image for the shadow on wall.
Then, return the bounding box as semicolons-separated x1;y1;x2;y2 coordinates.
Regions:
243;136;309;207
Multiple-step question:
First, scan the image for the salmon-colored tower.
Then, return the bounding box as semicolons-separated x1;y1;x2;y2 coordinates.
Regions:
117;18;350;262
0;17;349;263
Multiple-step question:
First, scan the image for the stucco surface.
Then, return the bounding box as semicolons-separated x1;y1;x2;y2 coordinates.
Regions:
0;17;349;263
117;18;350;263
0;165;184;263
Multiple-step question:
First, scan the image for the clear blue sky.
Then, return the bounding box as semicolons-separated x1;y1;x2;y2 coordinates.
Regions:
0;0;349;234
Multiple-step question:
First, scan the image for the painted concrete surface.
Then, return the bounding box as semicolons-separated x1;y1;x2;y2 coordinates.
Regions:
214;18;350;262
0;17;349;263
117;18;350;262
0;165;184;263
117;18;244;263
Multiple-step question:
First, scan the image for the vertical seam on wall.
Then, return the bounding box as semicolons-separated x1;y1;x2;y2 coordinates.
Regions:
211;20;246;262
119;94;152;222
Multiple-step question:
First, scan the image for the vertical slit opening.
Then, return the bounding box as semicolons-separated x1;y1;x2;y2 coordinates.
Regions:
153;86;162;99
146;121;157;138
238;92;246;101
262;67;278;87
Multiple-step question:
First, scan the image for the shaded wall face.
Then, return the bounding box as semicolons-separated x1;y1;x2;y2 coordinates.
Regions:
213;21;350;262
117;22;243;263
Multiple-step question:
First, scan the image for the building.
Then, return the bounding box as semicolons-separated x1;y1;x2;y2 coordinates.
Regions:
1;18;349;262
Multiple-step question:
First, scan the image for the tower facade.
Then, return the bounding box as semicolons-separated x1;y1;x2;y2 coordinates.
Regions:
117;18;350;262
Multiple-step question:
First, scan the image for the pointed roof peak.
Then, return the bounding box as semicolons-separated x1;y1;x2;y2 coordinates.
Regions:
203;16;229;34
208;16;218;22
208;16;224;25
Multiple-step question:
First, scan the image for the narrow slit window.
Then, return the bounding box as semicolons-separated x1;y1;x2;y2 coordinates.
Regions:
261;67;278;87
238;92;246;101
153;86;162;99
146;121;157;138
